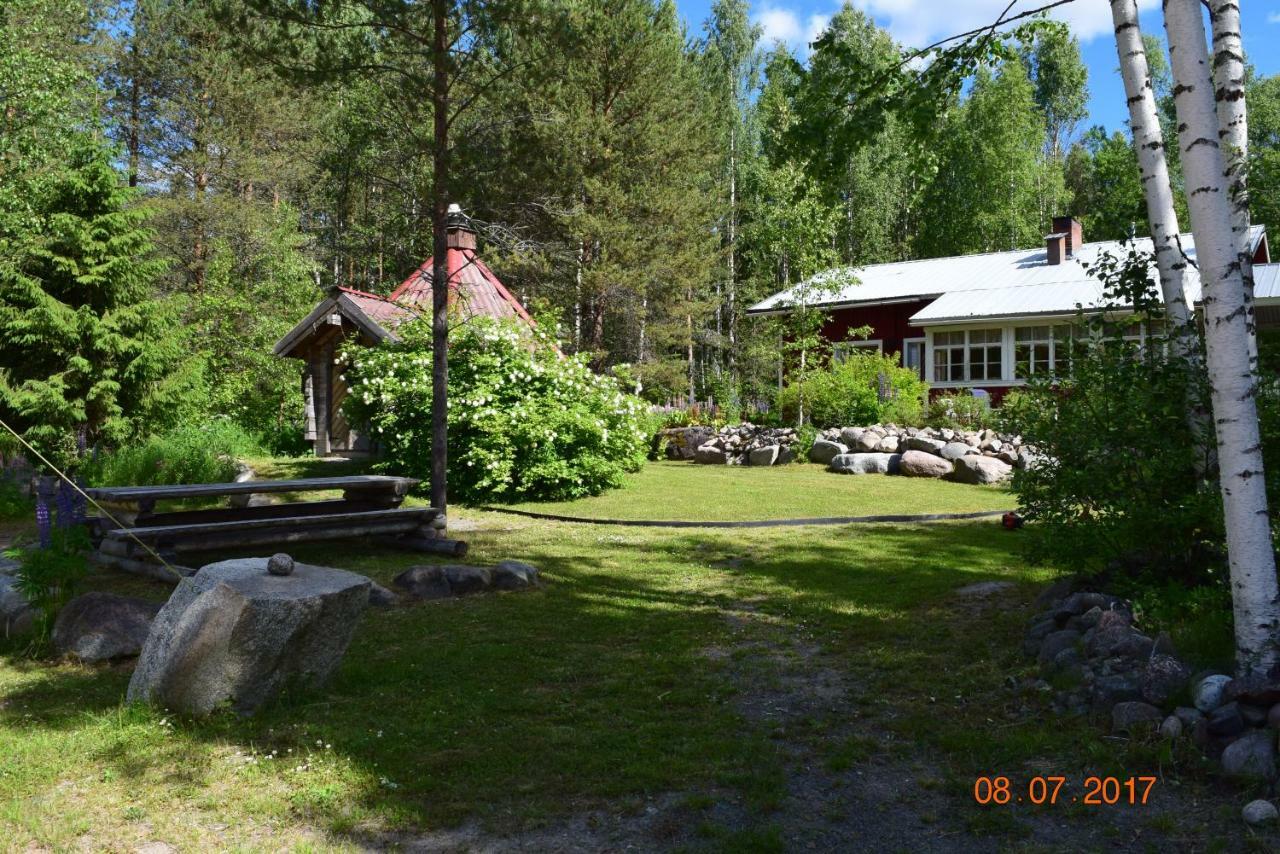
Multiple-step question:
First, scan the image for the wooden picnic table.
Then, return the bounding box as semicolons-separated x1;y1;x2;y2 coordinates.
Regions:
85;474;463;581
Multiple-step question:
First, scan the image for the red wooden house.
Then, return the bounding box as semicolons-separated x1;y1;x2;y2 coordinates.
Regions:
747;216;1276;403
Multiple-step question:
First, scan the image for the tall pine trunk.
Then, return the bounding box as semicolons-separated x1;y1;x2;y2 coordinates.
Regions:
1165;0;1280;675
430;0;450;519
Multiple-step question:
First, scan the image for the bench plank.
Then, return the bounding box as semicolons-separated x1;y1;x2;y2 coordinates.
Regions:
86;475;418;503
106;506;436;541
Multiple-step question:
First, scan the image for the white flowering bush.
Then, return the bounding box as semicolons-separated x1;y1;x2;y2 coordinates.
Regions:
340;318;650;502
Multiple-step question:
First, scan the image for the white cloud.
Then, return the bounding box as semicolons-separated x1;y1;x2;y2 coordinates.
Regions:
753;5;830;54
843;0;1162;48
1268;12;1280;25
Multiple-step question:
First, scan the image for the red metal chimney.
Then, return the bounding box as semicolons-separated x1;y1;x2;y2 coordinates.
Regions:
446;203;477;250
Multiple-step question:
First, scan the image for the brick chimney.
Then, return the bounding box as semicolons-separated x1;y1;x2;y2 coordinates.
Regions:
1051;215;1083;258
1045;232;1067;266
446;203;476;250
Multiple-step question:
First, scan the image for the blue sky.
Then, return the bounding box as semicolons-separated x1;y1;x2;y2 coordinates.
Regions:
673;0;1280;135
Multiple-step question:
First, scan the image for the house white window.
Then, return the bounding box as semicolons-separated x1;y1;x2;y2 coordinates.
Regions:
904;338;926;380
967;328;1003;381
932;331;966;382
1015;325;1075;378
932;329;1004;383
833;340;882;362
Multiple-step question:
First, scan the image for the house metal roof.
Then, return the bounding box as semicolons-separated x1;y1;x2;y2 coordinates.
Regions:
746;226;1271;326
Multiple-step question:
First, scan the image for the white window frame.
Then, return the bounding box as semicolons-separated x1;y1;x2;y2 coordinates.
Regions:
832;339;883;363
928;327;1004;385
1014;324;1074;379
903;337;926;380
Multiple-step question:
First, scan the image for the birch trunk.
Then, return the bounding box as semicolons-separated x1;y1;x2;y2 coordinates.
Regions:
1209;0;1257;369
1109;0;1196;354
1165;0;1280;675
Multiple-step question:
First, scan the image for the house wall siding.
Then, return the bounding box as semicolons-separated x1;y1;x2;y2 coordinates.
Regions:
821;301;933;359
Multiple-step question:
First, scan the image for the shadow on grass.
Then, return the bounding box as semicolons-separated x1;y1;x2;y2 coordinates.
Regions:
0;519;1054;840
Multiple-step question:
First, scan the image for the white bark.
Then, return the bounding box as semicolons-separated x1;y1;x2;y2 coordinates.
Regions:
1209;0;1257;369
1109;0;1197;354
1165;0;1280;675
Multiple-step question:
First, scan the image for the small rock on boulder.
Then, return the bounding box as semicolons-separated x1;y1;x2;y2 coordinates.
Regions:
1243;799;1279;826
808;439;848;465
748;445;780;467
838;427;864;446
940;441;975;461
1221;730;1277;780
492;560;540;591
1112;701;1163;734
903;436;946;455
899;450;952;478
950;455;1013;485
1038;629;1080;669
267;553;295;576
52;592;161;662
127;558;370;715
829;453;899;475
1159;715;1183;740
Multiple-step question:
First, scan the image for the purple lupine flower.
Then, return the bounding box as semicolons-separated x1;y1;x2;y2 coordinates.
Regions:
35;490;51;549
72;477;87;526
55;479;77;529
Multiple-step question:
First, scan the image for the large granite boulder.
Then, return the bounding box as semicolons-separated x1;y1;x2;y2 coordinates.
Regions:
940;441;975;461
127;557;370;716
393;564;453;599
903;436;946;455
748;445;780;467
53;592;161;662
808;439;848;465
951;455;1013;485
694;443;731;465
899;450;952;478
828;453;899;475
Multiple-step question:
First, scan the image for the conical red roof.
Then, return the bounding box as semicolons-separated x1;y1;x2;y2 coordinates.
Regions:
390;246;536;327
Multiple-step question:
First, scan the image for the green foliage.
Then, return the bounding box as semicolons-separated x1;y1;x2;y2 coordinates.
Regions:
777;350;927;429
1124;579;1234;671
925;391;993;430
1250;74;1280;234
1064;127;1148;242
7;526;90;639
998;245;1220;578
341;318;651;503
81;421;257;487
0;480;32;522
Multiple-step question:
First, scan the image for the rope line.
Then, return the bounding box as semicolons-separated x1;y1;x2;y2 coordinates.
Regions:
479;507;1012;529
0;417;184;581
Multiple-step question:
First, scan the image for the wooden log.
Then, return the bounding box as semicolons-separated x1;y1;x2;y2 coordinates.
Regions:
157;520;429;553
106;506;433;541
136;498;396;528
92;551;194;583
85;475;419;503
397;535;469;557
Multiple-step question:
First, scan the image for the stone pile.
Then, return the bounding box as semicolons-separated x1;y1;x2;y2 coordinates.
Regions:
815;424;1031;484
1026;579;1280;785
660;424;801;466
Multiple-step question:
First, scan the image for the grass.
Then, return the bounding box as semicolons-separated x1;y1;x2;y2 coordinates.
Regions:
0;460;1265;849
489;460;1014;521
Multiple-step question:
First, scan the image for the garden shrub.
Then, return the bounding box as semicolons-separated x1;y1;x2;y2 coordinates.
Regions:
924;390;993;429
80;420;258;487
340;318;650;503
6;526;90;639
777;351;927;428
998;245;1222;581
0;479;31;521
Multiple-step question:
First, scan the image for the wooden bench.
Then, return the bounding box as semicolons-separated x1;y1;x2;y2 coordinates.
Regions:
85;475;463;581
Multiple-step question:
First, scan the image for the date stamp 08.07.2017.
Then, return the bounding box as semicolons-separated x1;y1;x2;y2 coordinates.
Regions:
973;776;1158;806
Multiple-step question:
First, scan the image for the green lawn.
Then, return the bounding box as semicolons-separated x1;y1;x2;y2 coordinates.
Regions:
0;465;1267;850
489;459;1014;521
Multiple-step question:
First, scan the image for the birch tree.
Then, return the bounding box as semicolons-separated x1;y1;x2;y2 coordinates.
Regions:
1164;0;1280;674
1108;0;1197;358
